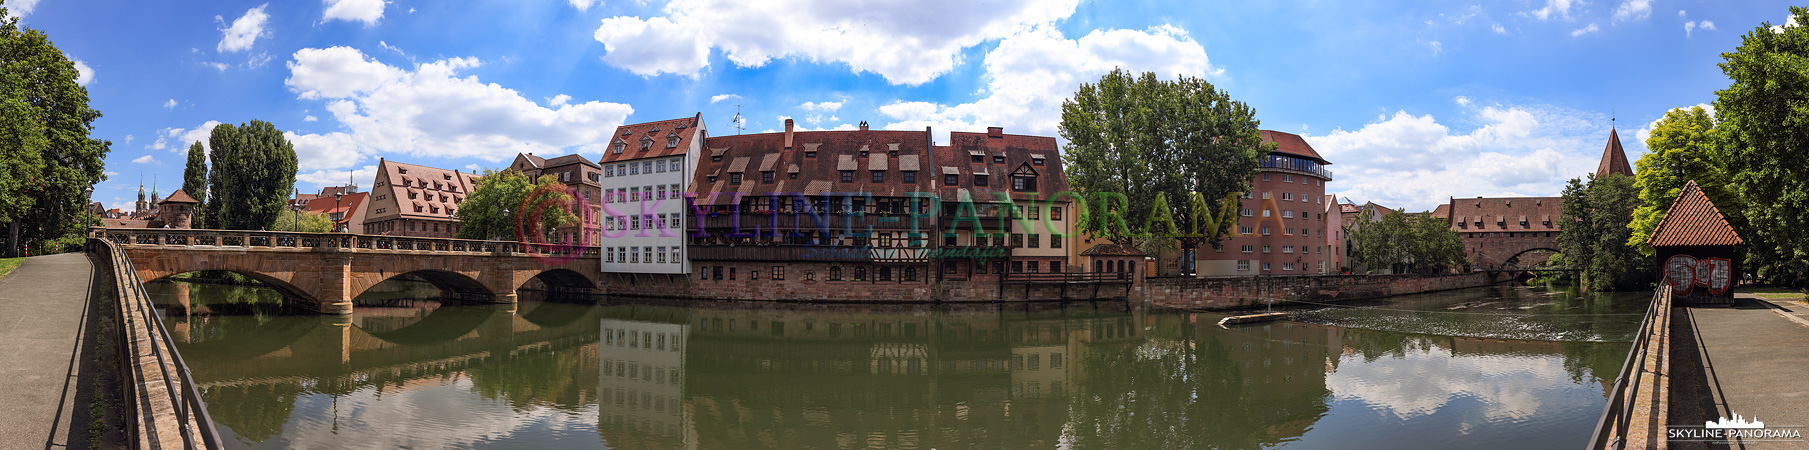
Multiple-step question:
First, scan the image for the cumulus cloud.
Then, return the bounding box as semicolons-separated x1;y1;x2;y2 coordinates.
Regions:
592;0;1080;85
1635;103;1715;144
149;120;224;153
1613;0;1652;22
8;0;41;16
1687;20;1716;37
878;24;1213;142
296;164;377;190
218;5;271;53
164;99;178;109
1429;41;1443;55
1305;101;1611;211
322;0;385;26
1492;24;1507;34
568;0;602;11
710;93;742;104
131;155;157;164
304;115;318;122
282;46;635;168
799;100;842;111
1524;0;1574;21
71;58;93;85
1571;23;1599;37
1771;15;1798;33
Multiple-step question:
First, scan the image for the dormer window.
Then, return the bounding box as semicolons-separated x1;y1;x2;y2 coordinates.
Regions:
970;154;982;163
1033;157;1045;166
1013;175;1036;191
667;136;680;148
614;143;625;154
993;155;1005;164
640;138;653;151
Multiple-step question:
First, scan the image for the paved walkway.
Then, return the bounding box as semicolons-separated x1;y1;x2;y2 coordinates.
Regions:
0;252;100;450
1672;295;1809;449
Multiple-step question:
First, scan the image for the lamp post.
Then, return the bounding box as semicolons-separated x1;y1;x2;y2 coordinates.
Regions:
334;191;344;232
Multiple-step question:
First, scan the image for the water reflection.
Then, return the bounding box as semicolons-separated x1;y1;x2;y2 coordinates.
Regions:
148;280;1635;450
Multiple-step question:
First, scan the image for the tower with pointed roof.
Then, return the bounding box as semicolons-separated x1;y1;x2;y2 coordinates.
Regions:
1595;128;1634;178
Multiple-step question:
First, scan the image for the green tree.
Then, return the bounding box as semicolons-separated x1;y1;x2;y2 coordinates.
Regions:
1349;210;1410;272
0;6;109;256
182;140;208;226
1060;68;1266;253
455;169;578;241
205;120;296;230
1558;175;1652;291
271;210;333;233
1627;106;1733;254
1716;6;1809;274
1347;211;1467;273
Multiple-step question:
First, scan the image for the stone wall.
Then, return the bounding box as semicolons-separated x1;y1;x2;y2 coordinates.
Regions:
1143;272;1489;310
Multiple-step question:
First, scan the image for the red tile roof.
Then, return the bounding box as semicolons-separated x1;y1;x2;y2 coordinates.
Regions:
161;189;199;204
1260;130;1327;163
692;128;932;204
934;130;1068;202
602;115;701;163
1431;204;1451;220
1445;197;1562;232
1648;180;1742;247
1596;129;1633;178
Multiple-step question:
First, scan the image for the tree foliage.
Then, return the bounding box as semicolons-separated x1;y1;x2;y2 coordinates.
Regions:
1714;6;1809;274
1560;174;1653;291
204;120;296;230
1627;106;1735;255
1060;68;1267;251
270;210;333;233
1347;211;1466;273
455;169;578;241
0;7;110;256
183;140;208;225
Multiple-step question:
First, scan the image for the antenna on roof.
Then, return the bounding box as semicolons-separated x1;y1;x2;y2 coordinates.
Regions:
730;104;745;135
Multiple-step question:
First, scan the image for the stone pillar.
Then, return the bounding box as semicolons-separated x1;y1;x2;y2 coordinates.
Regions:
314;251;356;315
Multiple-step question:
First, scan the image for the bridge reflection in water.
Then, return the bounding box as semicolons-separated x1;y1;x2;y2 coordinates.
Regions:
146;280;1635;450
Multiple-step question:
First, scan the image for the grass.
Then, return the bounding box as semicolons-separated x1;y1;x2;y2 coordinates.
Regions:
1744;286;1807;300
0;257;22;280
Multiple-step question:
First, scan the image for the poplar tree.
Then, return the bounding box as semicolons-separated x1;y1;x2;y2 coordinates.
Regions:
205;120;296;230
182;140;208;226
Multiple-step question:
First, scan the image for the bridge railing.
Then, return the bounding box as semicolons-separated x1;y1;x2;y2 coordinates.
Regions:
89;237;224;449
1587;279;1673;450
91;227;600;259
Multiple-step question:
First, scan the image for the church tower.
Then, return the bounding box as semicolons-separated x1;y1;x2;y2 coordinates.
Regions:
136;176;146;212
1595;128;1634;178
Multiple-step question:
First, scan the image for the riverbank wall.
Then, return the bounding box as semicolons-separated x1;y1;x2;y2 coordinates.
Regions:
1143;272;1491;310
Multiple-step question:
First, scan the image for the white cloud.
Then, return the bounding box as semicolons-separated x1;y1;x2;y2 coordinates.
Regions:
592;0;1081;85
131;155;157;164
8;0;41;16
710;93;742;104
879;24;1213;142
124;135;134;145
546;94;571;107
799;100;842;111
1524;0;1574;21
1678;9;1687;17
150;120;224;153
1613;0;1652;22
1686;21;1715;37
164;99;178;109
1770;15;1798;33
204;62;230;71
568;0;602;11
295;164;377;189
304;115;318;122
285;131;365;171
1454;96;1472;106
71;59;93;85
322;0;385;26
1306;101;1611;211
1570;23;1599;37
464;164;482;171
1492;24;1507;34
103;171;119;177
283;46;635;165
218;5;271;53
1429;41;1443;55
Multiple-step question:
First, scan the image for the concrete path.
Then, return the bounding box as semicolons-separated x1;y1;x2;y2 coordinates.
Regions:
0;252;100;450
1672;295;1809;449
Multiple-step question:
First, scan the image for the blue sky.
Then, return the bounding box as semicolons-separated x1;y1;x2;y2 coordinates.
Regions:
9;0;1796;213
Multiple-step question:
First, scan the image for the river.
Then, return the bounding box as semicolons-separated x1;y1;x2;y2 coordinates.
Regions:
146;278;1647;450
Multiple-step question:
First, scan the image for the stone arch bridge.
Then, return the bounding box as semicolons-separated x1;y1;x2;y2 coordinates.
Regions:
95;227;601;314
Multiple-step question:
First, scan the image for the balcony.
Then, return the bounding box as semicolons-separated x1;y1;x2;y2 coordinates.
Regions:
689;245;931;262
1261;154;1333;180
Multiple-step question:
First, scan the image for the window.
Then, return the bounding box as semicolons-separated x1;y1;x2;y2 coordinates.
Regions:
641;139;652;150
1262;209;1271;217
1011;261;1024;273
630;215;639;230
1013;176;1035;191
1283;245;1294;253
1051;207;1062;220
974;174;988;186
872;171;884;182
671;215;680;228
729;267;736;280
1263;262;1271;271
805;150;816;158
841;171;854;182
945;174;959;185
656;160;666;173
762;171;774;183
1028;262;1039;273
1010;233;1024;247
629;164;639;175
971;154;983;163
657;246;668;263
1051;235;1062;248
1282;192;1293;201
828;266;842;281
671;247;680;263
904;267;917;281
1241;245;1253;253
668;137;679;148
614;143;625;154
1283;262;1295;271
1262;192;1271;199
1283;210;1294;218
879;267;892;281
606;247;615;262
1263;245;1271;253
943;234;957;246
1241;208;1253;217
903;171;916;183
1032;157;1045;166
1284;174;1293;183
1029;206;1040;220
944;261;958;274
711;266;722;280
853;266;866;281
993;155;1005;164
630;247;640;263
1240;226;1252;234
1049;261;1061;273
730;173;743;185
1029;234;1040;248
771;266;785;280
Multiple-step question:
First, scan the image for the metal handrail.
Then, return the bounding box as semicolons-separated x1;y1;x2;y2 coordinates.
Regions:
1586;279;1670;450
94;238;223;449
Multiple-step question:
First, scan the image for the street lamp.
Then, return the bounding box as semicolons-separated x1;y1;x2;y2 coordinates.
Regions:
334;191;344;232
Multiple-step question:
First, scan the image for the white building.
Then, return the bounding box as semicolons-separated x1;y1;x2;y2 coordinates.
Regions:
599;318;694;446
600;114;703;275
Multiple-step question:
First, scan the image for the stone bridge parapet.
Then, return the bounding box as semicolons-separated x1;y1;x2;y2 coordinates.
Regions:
93;227;602;314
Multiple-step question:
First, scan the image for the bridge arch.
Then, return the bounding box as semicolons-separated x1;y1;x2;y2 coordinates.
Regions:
1503;247;1561;267
518;268;598;294
146;270;322;310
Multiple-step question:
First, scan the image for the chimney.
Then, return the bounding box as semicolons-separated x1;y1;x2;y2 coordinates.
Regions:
987;126;1004;138
784;119;794;150
859;121;869;131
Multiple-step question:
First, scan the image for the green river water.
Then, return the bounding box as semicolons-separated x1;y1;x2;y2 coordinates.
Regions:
146;279;1647;450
